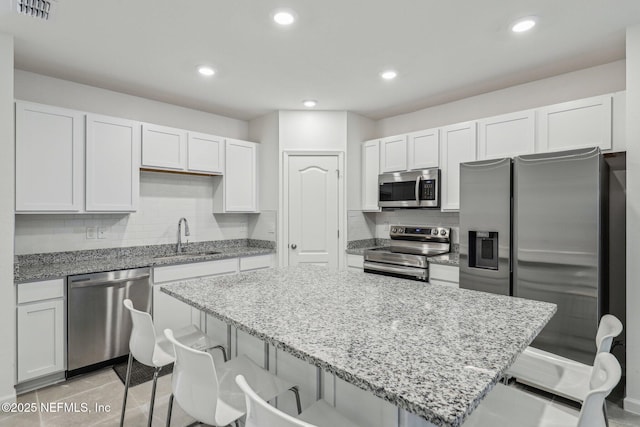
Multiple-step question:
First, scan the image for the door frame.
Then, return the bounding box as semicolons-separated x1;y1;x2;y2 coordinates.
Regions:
280;151;345;269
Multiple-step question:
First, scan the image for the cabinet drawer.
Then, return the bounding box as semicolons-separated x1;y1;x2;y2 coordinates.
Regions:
153;258;238;283
17;279;65;304
429;264;459;283
240;254;274;272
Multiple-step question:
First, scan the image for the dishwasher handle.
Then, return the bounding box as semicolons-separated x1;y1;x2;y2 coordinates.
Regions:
68;268;151;289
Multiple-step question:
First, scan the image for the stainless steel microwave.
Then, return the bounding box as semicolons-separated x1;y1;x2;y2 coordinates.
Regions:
378;169;440;208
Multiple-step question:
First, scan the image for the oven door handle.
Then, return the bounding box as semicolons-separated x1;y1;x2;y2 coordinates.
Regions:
415;175;422;205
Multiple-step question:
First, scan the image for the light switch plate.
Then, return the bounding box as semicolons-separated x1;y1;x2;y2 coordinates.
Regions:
86;227;97;239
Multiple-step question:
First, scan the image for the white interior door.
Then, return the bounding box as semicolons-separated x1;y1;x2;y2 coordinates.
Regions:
288;155;339;269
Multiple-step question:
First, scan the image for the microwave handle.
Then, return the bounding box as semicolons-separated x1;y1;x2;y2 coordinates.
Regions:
415;175;422;204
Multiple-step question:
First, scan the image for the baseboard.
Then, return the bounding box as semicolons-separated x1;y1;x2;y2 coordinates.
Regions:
624;396;640;415
0;390;16;404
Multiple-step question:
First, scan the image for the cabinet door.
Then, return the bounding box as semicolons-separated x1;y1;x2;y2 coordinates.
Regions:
187;132;224;174
537;95;612;153
440;122;477;211
141;124;187;170
152;285;199;335
380;135;407;172
362;139;381;211
478;110;535;160
86;114;140;212
17;299;65;382
408;129;439;170
15;102;83;212
224;139;258;212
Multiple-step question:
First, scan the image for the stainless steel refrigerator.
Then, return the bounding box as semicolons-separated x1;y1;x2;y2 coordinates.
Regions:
459;147;606;365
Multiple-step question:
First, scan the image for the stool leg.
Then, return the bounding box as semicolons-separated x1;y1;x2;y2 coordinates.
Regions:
210;344;228;362
604;401;610;427
166;393;174;427
119;353;134;427
148;366;161;427
290;386;302;415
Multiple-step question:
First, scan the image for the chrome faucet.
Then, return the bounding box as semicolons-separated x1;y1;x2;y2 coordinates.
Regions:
177;217;190;253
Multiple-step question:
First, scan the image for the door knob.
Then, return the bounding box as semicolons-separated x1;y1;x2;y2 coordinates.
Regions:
291;244;297;249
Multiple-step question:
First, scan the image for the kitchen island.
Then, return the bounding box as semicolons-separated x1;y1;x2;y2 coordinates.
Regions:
161;266;556;427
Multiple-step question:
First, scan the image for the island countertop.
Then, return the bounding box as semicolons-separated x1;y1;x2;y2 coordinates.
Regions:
161;266;556;427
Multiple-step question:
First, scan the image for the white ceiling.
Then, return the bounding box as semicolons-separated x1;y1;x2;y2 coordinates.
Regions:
0;0;639;121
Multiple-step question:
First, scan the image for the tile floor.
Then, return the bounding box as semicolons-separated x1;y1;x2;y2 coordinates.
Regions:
1;368;639;426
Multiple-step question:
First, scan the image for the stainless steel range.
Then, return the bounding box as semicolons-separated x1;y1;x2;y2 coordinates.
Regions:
364;225;451;281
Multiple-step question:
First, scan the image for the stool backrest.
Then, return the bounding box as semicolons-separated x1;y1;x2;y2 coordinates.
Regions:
236;374;315;427
577;352;621;427
123;299;161;366
164;328;221;425
595;314;623;354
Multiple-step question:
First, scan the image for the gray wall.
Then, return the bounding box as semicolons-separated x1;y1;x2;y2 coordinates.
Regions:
0;33;15;404
625;25;640;414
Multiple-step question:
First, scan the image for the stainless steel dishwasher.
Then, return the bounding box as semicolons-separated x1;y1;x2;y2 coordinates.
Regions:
67;267;151;377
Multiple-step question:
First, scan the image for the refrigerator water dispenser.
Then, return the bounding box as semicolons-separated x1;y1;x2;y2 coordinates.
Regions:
469;231;498;270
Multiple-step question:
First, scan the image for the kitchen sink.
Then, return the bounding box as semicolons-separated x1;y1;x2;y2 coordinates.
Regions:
153;251;221;261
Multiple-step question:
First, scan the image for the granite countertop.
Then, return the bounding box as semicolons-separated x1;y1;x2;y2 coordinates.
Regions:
15;239;275;283
162;266;556;427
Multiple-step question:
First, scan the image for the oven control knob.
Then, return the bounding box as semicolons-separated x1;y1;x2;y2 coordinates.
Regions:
391;227;397;233
440;230;447;236
398;228;404;233
432;229;438;236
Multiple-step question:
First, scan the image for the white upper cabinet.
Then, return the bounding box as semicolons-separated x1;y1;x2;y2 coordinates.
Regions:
142;124;224;174
380;134;408;172
477;110;535;160
362;139;380;212
141;123;187;171
408;128;439;169
16;101;84;212
440;121;477;211
537;94;612;153
187;132;224;174
85;114;140;212
214;139;259;213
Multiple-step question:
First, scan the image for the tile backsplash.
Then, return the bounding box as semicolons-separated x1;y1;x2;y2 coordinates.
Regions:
15;172;250;255
347;209;460;244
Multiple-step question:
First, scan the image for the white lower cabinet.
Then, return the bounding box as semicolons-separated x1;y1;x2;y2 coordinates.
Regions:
334;377;399;427
17;279;65;383
274;350;320;416
239;254;275;272
347;254;364;270
429;264;459;288
152;258;239;334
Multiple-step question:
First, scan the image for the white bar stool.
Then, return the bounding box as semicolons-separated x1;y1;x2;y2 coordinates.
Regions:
464;352;621;427
504;314;623;402
236;374;364;427
119;299;226;427
164;328;301;427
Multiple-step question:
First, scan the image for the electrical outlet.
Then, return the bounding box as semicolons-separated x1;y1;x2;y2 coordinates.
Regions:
98;227;108;239
86;227;97;239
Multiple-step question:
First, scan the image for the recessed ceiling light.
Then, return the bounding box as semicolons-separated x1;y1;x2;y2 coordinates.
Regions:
511;17;537;33
198;66;215;76
303;100;317;108
381;70;398;80
273;9;296;26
